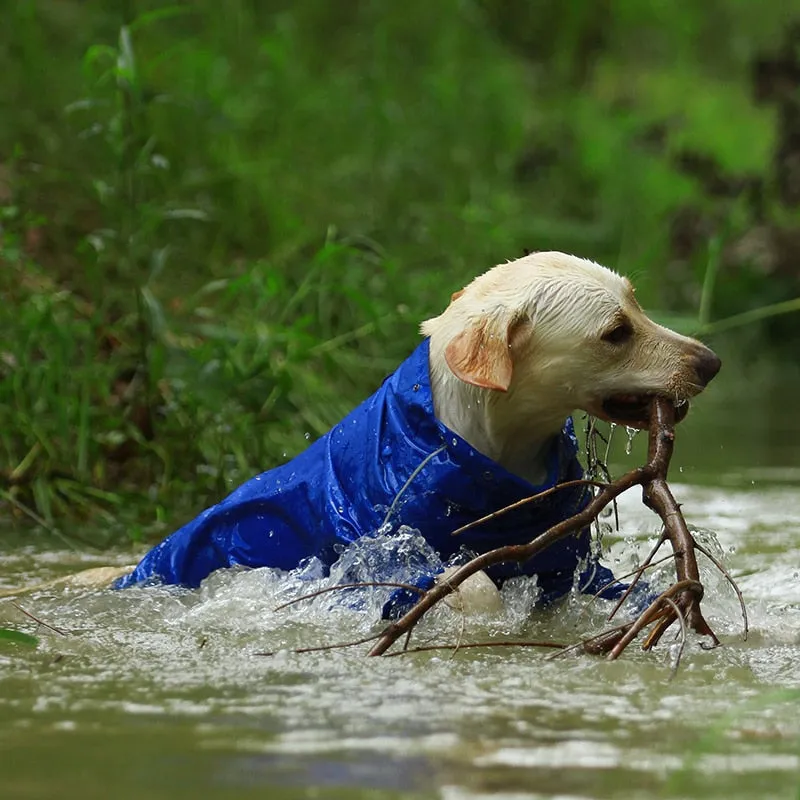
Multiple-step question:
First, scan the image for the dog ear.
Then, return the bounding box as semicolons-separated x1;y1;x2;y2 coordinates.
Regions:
444;317;514;391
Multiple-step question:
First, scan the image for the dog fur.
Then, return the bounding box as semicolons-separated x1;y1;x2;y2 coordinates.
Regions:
423;251;720;486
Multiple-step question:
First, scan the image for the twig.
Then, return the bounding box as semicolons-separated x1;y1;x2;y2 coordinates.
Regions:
9;601;68;637
660;596;687;680
450;478;610;537
633;400;720;651
383;445;447;527
605;580;702;660
448;583;467;659
692;539;748;640
604;534;668;621
576;547;679;621
548;621;634;660
385;640;566;657
585;416;620;538
253;631;382;657
274;581;425;612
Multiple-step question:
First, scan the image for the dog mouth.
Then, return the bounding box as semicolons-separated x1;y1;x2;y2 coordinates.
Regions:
596;394;689;429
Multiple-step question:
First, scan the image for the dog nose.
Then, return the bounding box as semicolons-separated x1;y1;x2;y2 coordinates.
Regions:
693;346;722;387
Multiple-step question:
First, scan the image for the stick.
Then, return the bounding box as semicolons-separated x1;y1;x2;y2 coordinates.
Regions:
369;465;648;656
368;397;739;661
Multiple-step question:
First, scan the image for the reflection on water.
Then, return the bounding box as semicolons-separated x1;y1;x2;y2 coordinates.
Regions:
1;354;799;800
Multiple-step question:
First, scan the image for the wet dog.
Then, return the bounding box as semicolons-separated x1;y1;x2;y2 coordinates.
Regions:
50;253;722;612
423;251;720;486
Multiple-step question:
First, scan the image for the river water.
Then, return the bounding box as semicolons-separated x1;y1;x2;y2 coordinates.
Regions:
1;355;799;800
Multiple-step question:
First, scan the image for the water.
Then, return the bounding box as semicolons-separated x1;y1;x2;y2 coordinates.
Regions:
2;355;800;800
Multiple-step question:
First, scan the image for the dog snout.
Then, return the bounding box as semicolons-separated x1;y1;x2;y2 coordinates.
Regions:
691;345;722;388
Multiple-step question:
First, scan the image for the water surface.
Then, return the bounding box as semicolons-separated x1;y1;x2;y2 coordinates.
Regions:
1;355;799;800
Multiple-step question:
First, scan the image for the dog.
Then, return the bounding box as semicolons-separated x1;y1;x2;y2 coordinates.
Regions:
113;252;720;615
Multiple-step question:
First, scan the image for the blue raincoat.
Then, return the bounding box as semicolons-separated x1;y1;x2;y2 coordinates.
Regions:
116;339;625;613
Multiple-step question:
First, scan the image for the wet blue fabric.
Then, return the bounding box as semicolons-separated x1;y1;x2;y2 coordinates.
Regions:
116;339;626;611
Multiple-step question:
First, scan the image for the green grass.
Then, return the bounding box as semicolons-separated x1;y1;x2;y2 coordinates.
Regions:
2;0;800;538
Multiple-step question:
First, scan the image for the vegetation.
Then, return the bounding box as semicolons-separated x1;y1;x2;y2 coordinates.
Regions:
0;628;38;647
3;0;800;541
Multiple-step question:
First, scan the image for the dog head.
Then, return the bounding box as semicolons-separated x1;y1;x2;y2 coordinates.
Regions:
422;252;721;430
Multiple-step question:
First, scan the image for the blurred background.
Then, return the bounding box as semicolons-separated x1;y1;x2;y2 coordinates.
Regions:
2;0;800;544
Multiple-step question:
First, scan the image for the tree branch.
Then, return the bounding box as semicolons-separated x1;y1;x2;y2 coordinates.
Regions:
367;397;740;662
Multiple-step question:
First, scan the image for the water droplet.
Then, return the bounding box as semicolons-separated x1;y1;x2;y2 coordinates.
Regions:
624;426;638;455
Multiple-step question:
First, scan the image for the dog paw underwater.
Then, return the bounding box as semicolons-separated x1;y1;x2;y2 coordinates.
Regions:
99;252;722;621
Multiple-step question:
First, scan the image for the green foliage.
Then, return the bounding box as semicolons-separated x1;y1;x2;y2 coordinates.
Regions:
0;628;39;647
2;0;800;534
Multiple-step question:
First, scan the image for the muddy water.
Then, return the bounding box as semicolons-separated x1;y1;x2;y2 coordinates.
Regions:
1;356;800;800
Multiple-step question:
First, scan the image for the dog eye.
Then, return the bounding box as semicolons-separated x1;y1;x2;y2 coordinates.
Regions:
602;322;633;345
